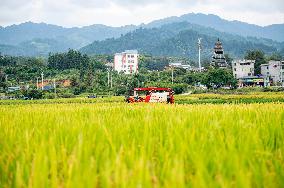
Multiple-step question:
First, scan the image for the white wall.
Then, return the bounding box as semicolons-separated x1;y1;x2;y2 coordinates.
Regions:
261;61;284;85
232;60;255;79
114;53;123;73
268;61;284;83
114;50;139;74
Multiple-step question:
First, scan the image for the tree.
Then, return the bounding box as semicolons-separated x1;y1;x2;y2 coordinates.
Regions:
182;72;206;86
0;70;7;89
139;55;170;71
267;53;282;61
48;49;90;71
224;54;233;68
204;68;237;88
22;89;43;99
245;50;266;75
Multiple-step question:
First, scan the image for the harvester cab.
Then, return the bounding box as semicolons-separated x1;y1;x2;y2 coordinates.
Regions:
126;87;174;104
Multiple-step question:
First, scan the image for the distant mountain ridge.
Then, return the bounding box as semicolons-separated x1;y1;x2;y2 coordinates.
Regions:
0;13;284;56
0;22;137;52
145;13;284;42
80;22;283;59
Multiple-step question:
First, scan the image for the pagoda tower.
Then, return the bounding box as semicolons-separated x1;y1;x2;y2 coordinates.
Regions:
211;38;227;68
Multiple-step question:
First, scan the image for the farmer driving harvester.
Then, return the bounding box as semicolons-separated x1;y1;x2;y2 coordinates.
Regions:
126;87;174;104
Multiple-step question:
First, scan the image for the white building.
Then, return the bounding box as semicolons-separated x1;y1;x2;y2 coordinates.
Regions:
261;60;284;85
232;60;255;79
169;62;191;70
114;50;139;74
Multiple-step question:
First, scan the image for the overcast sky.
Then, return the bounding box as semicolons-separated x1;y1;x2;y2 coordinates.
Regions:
1;0;284;27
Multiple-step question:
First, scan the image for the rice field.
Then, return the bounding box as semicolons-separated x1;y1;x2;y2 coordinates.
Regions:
1;94;284;187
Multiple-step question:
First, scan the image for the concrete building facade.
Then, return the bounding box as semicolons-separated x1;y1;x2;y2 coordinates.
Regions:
261;60;284;85
114;50;139;74
232;60;255;79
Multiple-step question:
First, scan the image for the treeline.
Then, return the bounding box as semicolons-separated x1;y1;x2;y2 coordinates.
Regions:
48;50;89;70
0;49;283;99
0;55;46;87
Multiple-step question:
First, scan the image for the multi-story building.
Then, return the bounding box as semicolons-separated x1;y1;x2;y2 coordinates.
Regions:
232;60;255;79
261;60;284;85
114;50;139;74
232;60;267;87
211;38;227;68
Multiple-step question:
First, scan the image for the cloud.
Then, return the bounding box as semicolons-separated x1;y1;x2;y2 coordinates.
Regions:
0;0;283;27
0;0;31;9
69;0;110;8
209;0;284;13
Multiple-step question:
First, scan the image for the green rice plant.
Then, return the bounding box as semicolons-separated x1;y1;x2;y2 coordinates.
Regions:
176;92;284;104
1;92;284;106
0;96;125;105
0;102;284;187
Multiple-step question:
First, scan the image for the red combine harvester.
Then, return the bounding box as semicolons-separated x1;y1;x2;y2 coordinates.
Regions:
126;87;174;104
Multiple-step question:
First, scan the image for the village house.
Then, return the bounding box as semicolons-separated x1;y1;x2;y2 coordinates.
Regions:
114;50;139;74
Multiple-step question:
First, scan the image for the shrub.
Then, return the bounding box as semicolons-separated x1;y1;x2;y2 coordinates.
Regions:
58;93;75;98
44;92;57;99
22;89;43;99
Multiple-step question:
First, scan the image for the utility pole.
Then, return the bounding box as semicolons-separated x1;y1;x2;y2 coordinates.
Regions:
53;78;56;95
282;70;284;87
41;72;44;90
110;71;113;88
5;75;8;83
36;77;39;90
171;66;174;84
107;68;110;87
198;38;202;72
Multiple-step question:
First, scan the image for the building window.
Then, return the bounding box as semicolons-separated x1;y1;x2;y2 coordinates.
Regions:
234;68;236;71
248;73;251;76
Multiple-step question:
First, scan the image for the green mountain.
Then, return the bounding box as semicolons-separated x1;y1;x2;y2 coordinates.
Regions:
80;22;283;59
0;13;284;57
0;22;137;56
0;44;25;56
145;13;284;42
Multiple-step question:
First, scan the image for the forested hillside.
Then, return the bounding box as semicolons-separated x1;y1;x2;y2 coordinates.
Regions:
81;22;283;59
145;13;284;42
0;22;137;56
0;13;283;57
